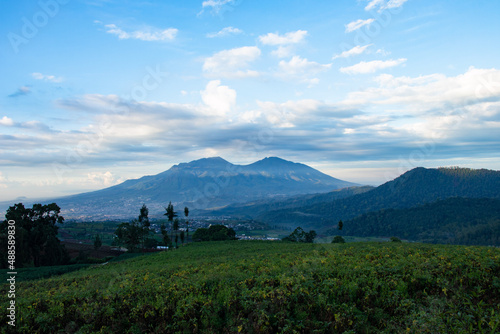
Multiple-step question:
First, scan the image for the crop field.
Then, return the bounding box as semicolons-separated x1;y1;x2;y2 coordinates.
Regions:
2;241;499;333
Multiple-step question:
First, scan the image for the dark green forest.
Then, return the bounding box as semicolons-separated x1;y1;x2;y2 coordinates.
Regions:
327;197;500;245
256;167;500;232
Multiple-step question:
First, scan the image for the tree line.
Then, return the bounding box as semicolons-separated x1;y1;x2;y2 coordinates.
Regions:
114;202;191;251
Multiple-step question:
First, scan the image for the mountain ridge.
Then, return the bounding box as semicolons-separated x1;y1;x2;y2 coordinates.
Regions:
14;157;358;220
222;166;500;231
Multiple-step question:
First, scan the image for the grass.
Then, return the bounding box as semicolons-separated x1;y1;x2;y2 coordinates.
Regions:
1;241;499;333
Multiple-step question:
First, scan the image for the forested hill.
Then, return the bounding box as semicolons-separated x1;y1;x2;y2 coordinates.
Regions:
328;197;500;246
255;167;500;231
202;185;374;218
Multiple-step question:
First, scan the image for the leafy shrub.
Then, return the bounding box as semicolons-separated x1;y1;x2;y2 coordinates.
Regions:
282;227;316;243
390;236;402;242
332;235;345;243
192;224;237;242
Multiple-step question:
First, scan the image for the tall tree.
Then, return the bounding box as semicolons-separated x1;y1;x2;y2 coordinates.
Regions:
115;221;142;252
138;204;150;250
93;234;102;250
173;218;179;248
0;203;68;267
164;202;177;246
338;220;343;231
180;230;185;245
115;205;152;252
184;206;189;243
160;223;171;249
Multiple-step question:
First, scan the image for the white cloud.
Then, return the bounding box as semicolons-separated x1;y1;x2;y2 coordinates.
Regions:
340;58;406;74
87;171;116;186
8;86;31;98
0;116;14;126
259;30;308;45
278;56;332;85
271;45;294;58
345;67;500;110
201;80;236;116
279;56;332;75
104;24;178;41
203;46;261;78
345;19;375;33
206;26;242;38
333;44;372;60
376;48;391;56
201;0;235;14
32;72;64;83
244;99;319;128
365;0;409;11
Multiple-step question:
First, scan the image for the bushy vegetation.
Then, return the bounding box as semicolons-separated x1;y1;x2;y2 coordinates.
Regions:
191;224;237;242
2;241;499;333
330;197;500;245
282;226;316;243
332;235;345;243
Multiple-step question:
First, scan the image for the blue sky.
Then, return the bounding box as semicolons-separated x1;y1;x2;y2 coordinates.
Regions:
1;0;500;201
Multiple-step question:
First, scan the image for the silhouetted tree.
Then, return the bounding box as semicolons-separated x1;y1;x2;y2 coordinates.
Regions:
115;221;142;252
338;220;343;231
282;227;316;243
0;203;68;268
93;234;102;250
332;235;345;244
184;206;189;242
390;236;402;242
173;218;179;248
161;223;172;249
164;202;177;245
138;204;150;251
115;205;152;252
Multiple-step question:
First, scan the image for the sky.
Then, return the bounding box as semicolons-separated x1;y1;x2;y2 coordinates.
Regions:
1;0;500;201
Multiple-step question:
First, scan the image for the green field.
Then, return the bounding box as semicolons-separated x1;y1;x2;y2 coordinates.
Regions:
2;241;499;333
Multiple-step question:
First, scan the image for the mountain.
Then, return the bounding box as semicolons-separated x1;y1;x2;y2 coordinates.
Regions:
201;185;375;218
32;157;358;220
231;167;500;231
329;197;500;246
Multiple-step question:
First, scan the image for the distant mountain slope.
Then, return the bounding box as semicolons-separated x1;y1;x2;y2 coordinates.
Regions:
255;167;500;231
328;197;500;246
202;185;375;218
44;157;357;220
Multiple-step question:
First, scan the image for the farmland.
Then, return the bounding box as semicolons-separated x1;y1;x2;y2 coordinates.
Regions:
1;241;499;333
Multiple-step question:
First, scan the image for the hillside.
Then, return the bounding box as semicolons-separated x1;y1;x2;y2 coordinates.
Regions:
39;157;357;220
250;167;500;231
200;185;375;218
328;197;500;245
2;241;499;333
